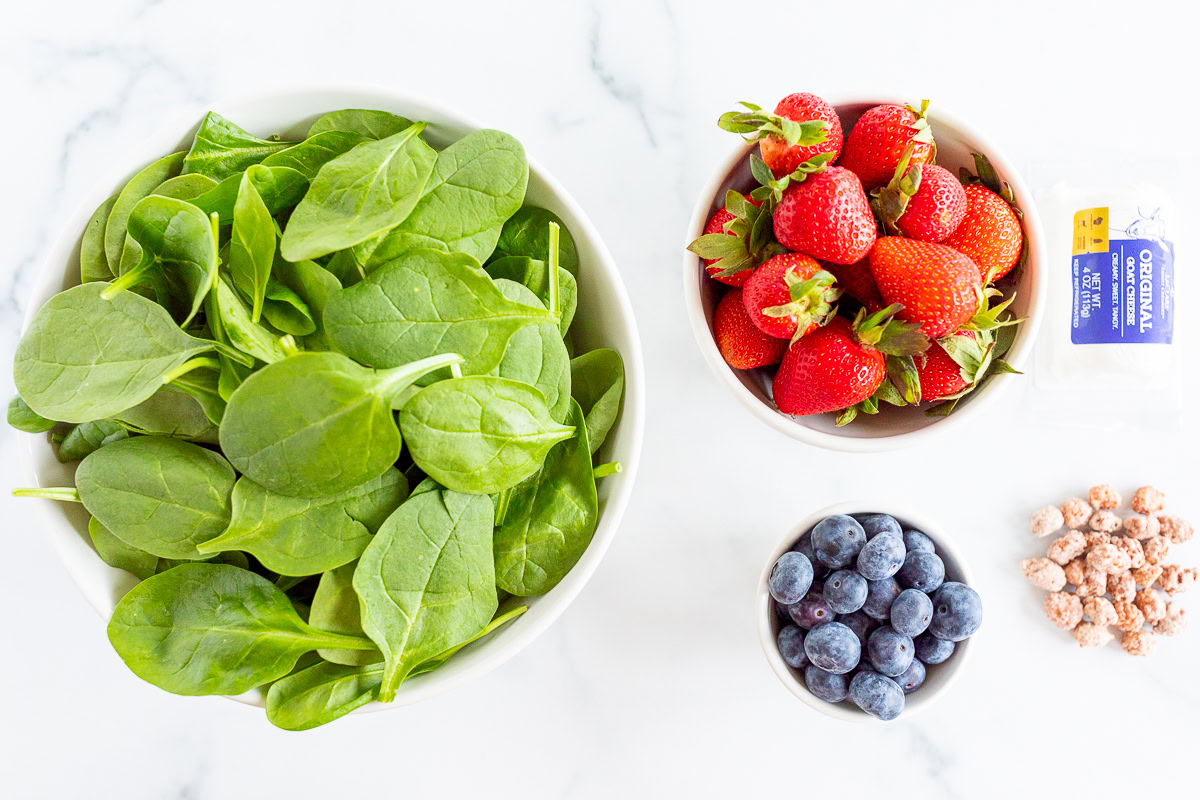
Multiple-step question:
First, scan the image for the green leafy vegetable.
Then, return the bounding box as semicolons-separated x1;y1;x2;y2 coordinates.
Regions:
490;206;580;274
310;562;378;666
191;165;309;223
493;280;571;423
7;395;55;433
114;383;221;443
104;151;185;274
212;275;288;364
260;277;316;336
81;195;118;283
570;348;625;454
56;420;128;462
229;166;277;321
88;516;159;579
485;257;578;337
307;109;413;140
182;111;294;180
261;130;367;179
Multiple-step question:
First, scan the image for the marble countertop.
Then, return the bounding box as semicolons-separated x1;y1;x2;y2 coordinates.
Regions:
2;1;1197;796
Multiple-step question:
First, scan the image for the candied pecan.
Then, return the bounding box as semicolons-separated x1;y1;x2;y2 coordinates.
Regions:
1143;536;1170;566
1131;486;1166;515
1089;484;1121;510
1153;603;1187;636
1114;601;1145;633
1110;536;1145;570
1159;516;1194;545
1044;591;1083;630
1084;530;1112;550
1021;558;1066;591
1157;565;1197;596
1061;497;1093;529
1108;571;1136;603
1074;622;1114;647
1031;505;1065;538
1120;630;1154;656
1086;543;1131;575
1064;557;1087;586
1131;563;1163;588
1089;510;1122;534
1082;596;1118;626
1134;588;1167;623
1124;515;1160;541
1048;531;1088;566
1074;569;1107;597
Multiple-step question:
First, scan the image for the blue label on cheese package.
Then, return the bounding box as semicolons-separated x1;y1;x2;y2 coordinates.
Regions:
1071;206;1175;344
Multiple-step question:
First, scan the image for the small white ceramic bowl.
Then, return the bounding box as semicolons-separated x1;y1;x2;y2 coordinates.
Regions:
684;98;1046;452
756;501;978;722
17;85;645;714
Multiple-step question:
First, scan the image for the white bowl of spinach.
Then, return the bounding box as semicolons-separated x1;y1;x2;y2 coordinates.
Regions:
10;88;644;730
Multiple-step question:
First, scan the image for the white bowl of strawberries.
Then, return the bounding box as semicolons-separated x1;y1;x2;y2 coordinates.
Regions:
684;94;1044;451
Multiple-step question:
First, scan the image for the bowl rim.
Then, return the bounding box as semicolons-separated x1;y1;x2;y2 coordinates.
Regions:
755;500;978;723
17;81;647;713
683;96;1046;452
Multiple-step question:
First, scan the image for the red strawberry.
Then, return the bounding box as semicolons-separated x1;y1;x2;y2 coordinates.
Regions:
869;237;982;339
918;328;1019;406
943;184;1023;281
824;259;883;312
689;191;771;285
741;253;838;341
772;305;928;417
841;102;935;190
917;331;974;401
773;167;876;265
719;94;843;177
714;289;787;369
895;165;966;242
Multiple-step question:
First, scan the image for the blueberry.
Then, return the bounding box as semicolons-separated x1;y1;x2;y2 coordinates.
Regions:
811;515;866;569
866;626;915;677
803;622;861;674
823;570;868;614
853;512;903;540
856;533;906;580
890;588;934;637
837;610;878;645
791;533;830;579
903;528;936;554
848;671;905;720
804;665;849;703
894;659;926;693
773;599;791;620
930;582;983;642
861;576;901;620
787;595;834;629
914;632;955;664
777;624;808;669
896;551;945;593
768;551;814;604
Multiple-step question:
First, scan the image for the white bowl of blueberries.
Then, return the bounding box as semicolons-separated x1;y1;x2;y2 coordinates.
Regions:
757;503;982;721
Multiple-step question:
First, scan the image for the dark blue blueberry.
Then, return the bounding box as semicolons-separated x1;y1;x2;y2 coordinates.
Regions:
930;582;983;642
811;515;867;569
803;621;861;674
894;659;926;694
896;551;945;593
768;551;814;604
914;632;955;664
861;576;901;620
791;533;830;579
866;626;915;677
856;533;906;580
890;588;934;637
853;512;903;540
903;528;936;554
823;569;868;614
776;624;808;669
837;610;878;645
848;671;905;720
787;595;834;629
804;665;849;703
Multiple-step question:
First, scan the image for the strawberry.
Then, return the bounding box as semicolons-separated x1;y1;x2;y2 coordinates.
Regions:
714;289;787;369
919;328;1020;410
719;94;843;177
871;149;966;243
868;237;982;339
741;253;839;341
824;259;883;312
689;191;775;284
841;101;935;190
772;305;928;419
773;167;876;265
943;184;1023;281
917;331;975;401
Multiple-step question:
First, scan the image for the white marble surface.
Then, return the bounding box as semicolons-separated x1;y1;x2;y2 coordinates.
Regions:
2;1;1198;796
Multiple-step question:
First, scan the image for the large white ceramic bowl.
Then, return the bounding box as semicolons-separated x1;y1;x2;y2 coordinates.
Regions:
17;85;645;713
756;502;978;722
684;98;1045;451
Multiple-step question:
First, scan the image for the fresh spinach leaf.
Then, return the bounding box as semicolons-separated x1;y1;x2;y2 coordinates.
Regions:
353;488;496;702
196;469;408;576
490;206;579;274
107;563;374;695
492;280;571;423
191;165;309;224
104;151;185;273
89;516;159;580
219;351;462;497
75;436;236;559
81;195;118;283
310;562;379;666
182;112;294;180
410;601;528;676
229;166;276;322
7;395;56;433
165;367;226;426
398;376;575;495
13;283;220;423
261;130;367;179
213;275;288;363
570;348;625;454
280;123;437;261
307;109;412;140
114;383;221;443
323;248;364;287
352;129;528;267
56;420;128;462
324;248;554;376
261;277;316;336
485;257;578;337
494;399;598;595
270;256;341;348
151;173;220;200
